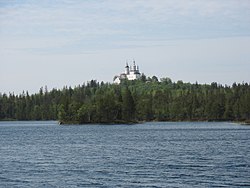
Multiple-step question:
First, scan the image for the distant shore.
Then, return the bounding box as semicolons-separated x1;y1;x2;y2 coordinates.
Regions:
58;119;250;125
1;79;249;124
1;118;249;126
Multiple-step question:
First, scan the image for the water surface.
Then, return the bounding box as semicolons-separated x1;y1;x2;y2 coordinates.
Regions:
0;121;249;187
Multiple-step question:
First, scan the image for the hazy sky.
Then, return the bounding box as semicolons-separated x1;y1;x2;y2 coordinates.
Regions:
1;0;250;94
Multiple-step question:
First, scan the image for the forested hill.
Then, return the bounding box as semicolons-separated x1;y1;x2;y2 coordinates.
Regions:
0;77;250;124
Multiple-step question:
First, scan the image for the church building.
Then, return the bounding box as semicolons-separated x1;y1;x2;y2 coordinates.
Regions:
113;60;141;84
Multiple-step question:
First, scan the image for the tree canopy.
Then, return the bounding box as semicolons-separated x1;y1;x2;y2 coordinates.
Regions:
0;77;249;124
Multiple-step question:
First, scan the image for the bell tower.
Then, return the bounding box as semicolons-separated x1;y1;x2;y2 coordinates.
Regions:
125;61;129;75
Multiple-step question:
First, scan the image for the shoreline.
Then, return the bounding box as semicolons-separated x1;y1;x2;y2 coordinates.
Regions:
1;119;249;126
58;119;250;126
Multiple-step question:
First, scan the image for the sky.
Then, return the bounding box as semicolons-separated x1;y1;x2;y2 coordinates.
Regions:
1;0;250;94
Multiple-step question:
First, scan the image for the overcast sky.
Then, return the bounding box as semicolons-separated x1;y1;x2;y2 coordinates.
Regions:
1;0;250;94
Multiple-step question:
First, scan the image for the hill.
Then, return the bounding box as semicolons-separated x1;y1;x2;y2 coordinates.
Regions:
0;77;249;124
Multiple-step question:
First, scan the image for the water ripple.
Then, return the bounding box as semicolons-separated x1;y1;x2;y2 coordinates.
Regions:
0;121;249;187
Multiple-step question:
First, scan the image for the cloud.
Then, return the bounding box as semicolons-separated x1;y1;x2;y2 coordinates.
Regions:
1;0;250;54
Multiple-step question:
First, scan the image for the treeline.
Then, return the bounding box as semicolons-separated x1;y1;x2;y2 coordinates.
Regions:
0;76;250;124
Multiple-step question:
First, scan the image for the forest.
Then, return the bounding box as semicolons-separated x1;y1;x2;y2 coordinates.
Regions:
0;76;250;124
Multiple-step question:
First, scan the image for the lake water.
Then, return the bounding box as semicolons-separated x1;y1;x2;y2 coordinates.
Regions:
0;121;249;187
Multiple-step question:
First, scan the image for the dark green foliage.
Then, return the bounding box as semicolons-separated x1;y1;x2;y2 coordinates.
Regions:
122;87;135;121
0;78;249;123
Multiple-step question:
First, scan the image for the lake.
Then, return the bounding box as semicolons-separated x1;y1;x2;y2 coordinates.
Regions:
0;121;249;187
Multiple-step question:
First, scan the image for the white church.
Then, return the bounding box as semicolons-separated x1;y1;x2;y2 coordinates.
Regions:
113;60;141;84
